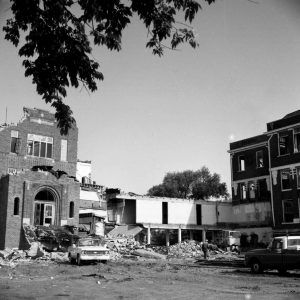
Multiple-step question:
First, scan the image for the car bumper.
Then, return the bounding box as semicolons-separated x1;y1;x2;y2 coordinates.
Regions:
80;254;110;261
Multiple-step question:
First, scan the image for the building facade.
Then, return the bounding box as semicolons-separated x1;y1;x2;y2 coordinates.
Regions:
106;191;233;245
0;107;80;249
229;111;300;236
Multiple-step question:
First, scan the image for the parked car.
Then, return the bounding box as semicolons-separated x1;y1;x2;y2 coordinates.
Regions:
68;237;110;265
244;236;300;274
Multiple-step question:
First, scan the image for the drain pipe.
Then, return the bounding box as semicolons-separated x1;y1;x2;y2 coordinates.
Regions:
267;134;275;228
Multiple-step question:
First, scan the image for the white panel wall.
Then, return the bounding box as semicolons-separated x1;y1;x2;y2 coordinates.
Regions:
218;204;234;223
202;204;216;225
168;202;196;224
136;200;162;223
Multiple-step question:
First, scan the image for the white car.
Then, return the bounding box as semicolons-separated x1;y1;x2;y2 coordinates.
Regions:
68;237;110;265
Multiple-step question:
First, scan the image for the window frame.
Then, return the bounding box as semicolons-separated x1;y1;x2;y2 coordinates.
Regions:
256;150;264;168
249;181;255;199
10;130;19;154
281;169;292;191
26;134;53;159
278;133;290;156
282;199;296;223
294;127;300;153
238;155;246;172
240;183;247;200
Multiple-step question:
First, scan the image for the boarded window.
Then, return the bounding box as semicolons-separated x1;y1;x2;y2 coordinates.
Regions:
13;197;20;215
60;139;68;161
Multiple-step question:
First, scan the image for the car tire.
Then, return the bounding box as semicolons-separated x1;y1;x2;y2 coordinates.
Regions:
278;268;287;275
250;259;263;274
68;253;75;264
76;254;81;266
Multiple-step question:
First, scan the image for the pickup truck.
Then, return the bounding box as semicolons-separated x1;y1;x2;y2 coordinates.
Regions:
244;236;300;274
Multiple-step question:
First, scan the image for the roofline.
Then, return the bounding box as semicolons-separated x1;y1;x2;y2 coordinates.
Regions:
228;141;268;154
265;121;300;134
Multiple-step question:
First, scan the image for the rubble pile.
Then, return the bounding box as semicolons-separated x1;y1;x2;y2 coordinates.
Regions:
105;235;146;260
24;225;76;252
149;240;240;261
0;247;68;267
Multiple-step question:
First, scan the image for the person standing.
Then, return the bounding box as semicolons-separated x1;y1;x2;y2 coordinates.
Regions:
202;239;209;259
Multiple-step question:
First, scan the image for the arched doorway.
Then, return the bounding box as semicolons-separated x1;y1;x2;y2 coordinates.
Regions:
34;188;57;226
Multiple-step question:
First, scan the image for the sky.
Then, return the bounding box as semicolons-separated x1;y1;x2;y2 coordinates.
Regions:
0;0;300;195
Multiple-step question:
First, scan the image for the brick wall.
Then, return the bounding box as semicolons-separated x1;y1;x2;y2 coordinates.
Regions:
0;108;80;249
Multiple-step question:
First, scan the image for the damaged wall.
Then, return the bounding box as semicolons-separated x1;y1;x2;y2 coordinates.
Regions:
0;107;80;250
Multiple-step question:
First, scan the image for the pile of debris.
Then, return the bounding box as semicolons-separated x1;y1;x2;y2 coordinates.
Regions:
106;235;146;260
105;236;239;261
0;247;68;267
24;224;77;252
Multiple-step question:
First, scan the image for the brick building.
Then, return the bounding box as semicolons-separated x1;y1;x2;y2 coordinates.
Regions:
0;107;80;249
229;111;300;236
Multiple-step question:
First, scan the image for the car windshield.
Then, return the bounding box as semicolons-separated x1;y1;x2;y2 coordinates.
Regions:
78;239;102;246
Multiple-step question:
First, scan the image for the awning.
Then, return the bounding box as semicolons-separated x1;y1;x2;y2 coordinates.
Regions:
108;225;143;238
79;209;107;218
80;190;100;201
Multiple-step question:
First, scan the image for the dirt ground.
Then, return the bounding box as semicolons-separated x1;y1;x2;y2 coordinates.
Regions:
0;258;299;300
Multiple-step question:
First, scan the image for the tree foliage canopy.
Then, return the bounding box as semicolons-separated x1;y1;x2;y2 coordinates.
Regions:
147;167;228;200
3;0;215;134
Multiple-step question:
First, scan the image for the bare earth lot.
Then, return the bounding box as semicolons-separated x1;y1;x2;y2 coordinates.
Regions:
0;258;299;300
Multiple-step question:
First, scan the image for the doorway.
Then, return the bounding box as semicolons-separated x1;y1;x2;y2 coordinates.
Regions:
34;189;56;226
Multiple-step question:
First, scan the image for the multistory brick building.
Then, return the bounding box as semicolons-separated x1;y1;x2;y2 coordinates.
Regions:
0;107;80;249
229;111;300;236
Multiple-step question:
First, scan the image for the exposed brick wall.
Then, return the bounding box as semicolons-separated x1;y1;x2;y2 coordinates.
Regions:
0;108;78;177
0;108;80;249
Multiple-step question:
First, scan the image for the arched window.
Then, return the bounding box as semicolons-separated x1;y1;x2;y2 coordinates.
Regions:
69;201;74;218
14;197;20;215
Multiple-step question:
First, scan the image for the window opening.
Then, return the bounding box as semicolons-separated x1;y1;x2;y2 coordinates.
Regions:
240;183;247;200
13;197;20;215
281;169;292;191
279;134;289;156
69;201;74;218
249;182;255;199
282;200;296;223
294;127;300;153
256;150;264;168
27;134;53;158
162;202;168;224
10;130;19;153
238;155;245;171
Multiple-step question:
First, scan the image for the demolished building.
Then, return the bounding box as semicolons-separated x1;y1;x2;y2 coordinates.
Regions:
0;107;80;249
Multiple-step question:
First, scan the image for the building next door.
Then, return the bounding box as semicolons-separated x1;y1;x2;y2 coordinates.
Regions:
34;189;56;226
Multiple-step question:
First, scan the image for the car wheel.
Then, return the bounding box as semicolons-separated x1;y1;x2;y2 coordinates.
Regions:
76;254;81;266
68;253;75;264
278;268;287;275
250;259;263;274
